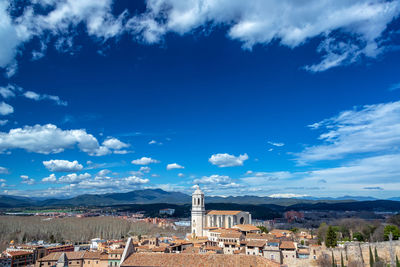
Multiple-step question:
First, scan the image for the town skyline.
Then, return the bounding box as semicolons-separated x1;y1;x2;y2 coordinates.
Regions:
1;0;400;199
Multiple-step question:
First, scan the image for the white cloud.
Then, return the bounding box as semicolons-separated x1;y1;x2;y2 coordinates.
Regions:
148;140;162;145
42;174;56;182
0;102;13;115
0;0;398;74
297;101;400;164
269;193;308;198
58;173;91;184
209;153;248;167
139;166;151;173
194;174;232;185
43;159;83;172
166;163;184;170
178;173;184;177
102;138;129;150
0;124;120;156
21;175;35;185
267;141;285;147
0;120;8;126
0;167;9;174
242;171;293;184
97;169;111;177
131;157;160;165
23;90;67;106
0;84;17;98
129;0;400;71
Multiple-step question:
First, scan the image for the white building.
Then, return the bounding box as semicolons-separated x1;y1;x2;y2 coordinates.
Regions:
191;185;252;237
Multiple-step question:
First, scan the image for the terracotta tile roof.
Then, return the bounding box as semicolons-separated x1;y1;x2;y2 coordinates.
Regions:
280;241;295;250
109;248;125;254
6;251;33;257
83;251;103;259
246;233;271;240
204;246;222;251
121;253;280;267
246;240;266;247
298;248;310;254
220;232;242;239
233;224;260;232
151;247;167;252
207;210;242;215
38;251;85;262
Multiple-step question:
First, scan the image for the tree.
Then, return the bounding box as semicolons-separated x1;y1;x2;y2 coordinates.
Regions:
290;227;299;233
369;246;374;267
257;226;268;234
374;247;380;263
332;251;336;267
396;255;400;267
384;225;400;241
353;232;364;242
326;226;337;248
341;252;344;267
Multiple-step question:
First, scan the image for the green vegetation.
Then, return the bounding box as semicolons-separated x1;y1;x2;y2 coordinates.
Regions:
369;246;374;267
257;225;268;234
383;224;400;241
325;226;337;248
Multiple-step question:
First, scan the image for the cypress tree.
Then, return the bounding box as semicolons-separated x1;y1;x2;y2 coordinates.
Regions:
326;226;337;248
369;246;374;267
332;251;335;267
396;255;400;267
374;247;379;263
341;252;344;267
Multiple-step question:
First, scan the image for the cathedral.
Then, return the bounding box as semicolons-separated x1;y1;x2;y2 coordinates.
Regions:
191;185;252;236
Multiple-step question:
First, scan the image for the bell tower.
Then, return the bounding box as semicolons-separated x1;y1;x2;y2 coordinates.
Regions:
191;185;205;237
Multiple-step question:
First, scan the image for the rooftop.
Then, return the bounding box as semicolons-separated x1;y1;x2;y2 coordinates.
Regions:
121;253;280;267
207;210;242;215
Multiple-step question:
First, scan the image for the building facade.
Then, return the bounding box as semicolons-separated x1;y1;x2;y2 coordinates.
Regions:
191;185;252;237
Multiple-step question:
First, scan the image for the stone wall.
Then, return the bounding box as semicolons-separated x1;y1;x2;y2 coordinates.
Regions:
287;241;400;267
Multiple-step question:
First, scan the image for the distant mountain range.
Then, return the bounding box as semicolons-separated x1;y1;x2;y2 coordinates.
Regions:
0;189;399;210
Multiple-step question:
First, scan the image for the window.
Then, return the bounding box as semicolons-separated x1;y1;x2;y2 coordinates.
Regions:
271;255;274;260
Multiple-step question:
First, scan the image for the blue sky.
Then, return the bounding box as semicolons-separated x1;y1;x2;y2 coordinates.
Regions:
1;0;400;198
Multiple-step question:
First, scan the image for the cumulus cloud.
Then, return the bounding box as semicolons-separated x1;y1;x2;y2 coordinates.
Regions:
297;101;400;164
131;157;160;165
58;173;91;184
166;163;184;170
21;175;35;185
43;159;83;172
42;174;57;182
0;102;13;115
209;153;248;167
102;138;129;150
0;120;8;126
0;124;126;156
194;174;232;185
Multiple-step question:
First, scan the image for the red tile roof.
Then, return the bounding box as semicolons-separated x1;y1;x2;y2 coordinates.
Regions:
121;253;280;267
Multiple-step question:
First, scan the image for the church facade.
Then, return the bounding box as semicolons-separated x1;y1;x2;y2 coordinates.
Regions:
191;185;252;236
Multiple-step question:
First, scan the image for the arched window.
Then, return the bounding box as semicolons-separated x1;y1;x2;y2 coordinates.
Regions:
198;198;200;205
240;217;245;224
